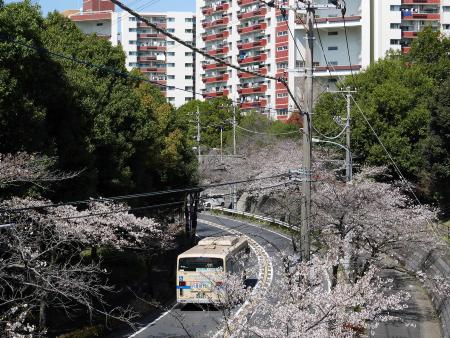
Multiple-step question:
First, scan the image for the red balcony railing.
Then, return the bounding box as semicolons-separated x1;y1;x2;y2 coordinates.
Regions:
238;54;267;64
137;33;166;39
202;31;230;42
402;0;440;4
403;13;440;20
304;15;361;25
238;7;267;20
140;67;166;73
238;84;267;95
203;89;230;98
237;39;267;51
137;56;157;62
137;22;166;29
240;99;267;109
202;17;230;29
238;22;267;34
137;45;166;51
203;74;229;84
202;62;227;70
402;31;418;38
202;2;230;15
207;46;229;56
238;67;267;79
402;46;411;53
237;0;259;5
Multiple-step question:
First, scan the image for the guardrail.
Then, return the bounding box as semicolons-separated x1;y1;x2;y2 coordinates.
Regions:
212;207;300;232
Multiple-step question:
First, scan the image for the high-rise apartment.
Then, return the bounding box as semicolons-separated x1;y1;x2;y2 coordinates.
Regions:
67;1;196;107
196;0;450;119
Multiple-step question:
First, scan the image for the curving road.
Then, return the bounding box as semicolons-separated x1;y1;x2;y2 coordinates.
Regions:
127;213;442;338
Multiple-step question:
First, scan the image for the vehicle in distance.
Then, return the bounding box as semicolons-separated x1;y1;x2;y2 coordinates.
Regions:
176;236;249;304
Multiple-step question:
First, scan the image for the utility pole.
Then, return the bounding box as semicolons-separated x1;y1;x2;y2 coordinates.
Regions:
345;91;352;182
196;106;201;161
300;1;315;262
294;0;345;261
220;125;223;165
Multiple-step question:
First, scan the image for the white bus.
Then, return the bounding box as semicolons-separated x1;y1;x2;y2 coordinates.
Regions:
176;236;249;304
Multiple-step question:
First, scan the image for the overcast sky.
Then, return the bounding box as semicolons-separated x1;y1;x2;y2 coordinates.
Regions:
4;0;196;15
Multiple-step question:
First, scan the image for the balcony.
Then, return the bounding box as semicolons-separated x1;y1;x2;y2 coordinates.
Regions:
314;65;362;72
402;12;440;20
402;0;440;3
203;74;229;84
301;15;361;25
207;46;229;56
240;99;267;109
137;33;166;39
202;62;227;70
237;7;267;20
137;45;166;51
202;17;230;29
402;46;411;53
402;31;418;38
238;22;267;34
140;67;166;73
237;39;267;51
202;31;230;42
137;22;166;29
238;67;267;79
238;53;267;64
137;56;157;62
202;2;230;15
237;0;259;5
238;84;267;95
203;89;229;98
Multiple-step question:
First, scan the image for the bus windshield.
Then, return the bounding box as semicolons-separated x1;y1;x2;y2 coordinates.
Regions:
179;257;224;272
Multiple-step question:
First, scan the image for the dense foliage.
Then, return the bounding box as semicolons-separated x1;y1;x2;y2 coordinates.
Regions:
314;28;450;211
0;1;196;201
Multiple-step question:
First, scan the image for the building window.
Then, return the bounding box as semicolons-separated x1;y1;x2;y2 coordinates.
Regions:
443;6;450;12
185;86;193;91
329;61;338;66
167;17;175;22
185;75;193;79
185;63;193;67
277;31;288;36
277;62;288;69
129;40;136;44
277;92;288;98
390;23;401;29
168;52;175;56
167;28;175;33
328;46;338;51
129;17;137;21
390;39;400;45
443;24;450;30
185;52;193;56
277;45;288;51
185;97;193;101
167;63;175;67
168;97;175;102
185;29;193;33
390;5;400;11
168;86;175;90
129;28;137;32
96;22;104;26
277;109;288;116
185;17;193;22
328;31;338;36
167;41;175;45
167;75;175;79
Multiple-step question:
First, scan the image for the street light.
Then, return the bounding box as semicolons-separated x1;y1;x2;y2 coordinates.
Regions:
312;138;352;182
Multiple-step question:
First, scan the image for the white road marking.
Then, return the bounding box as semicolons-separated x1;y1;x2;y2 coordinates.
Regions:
129;303;177;337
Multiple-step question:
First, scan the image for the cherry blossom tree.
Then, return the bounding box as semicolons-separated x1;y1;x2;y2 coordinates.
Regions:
0;153;172;336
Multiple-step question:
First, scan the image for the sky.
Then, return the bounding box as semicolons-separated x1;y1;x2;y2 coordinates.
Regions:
4;0;196;15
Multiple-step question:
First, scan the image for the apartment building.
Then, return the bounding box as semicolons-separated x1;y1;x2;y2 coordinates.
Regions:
67;0;196;107
196;0;450;119
67;0;449;113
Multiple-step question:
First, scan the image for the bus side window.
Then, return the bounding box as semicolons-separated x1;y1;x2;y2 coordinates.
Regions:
226;258;233;273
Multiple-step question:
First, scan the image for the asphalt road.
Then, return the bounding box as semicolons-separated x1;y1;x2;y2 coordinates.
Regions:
128;213;443;338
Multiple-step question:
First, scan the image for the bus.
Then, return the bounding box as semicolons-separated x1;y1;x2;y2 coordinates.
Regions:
176;235;249;304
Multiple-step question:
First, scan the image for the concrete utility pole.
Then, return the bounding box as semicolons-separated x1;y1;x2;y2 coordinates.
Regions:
345;91;352;182
300;1;315;262
294;0;345;261
196;106;201;160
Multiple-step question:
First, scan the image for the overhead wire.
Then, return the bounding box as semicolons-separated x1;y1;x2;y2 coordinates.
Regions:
236;125;301;136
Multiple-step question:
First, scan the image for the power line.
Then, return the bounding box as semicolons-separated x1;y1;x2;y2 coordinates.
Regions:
236;125;300;136
340;1;356;87
0;35;245;106
1;173;289;214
